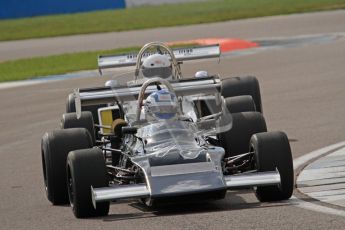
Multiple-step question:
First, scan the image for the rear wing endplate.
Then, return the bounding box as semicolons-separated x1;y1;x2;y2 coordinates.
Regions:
98;44;220;72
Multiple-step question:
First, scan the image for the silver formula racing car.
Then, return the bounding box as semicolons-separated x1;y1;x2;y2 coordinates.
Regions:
41;42;294;218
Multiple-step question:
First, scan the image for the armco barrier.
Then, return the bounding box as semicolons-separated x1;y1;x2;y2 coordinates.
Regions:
0;0;126;19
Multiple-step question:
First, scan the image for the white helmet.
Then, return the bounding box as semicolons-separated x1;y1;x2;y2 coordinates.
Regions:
142;54;172;79
104;80;118;88
144;89;178;120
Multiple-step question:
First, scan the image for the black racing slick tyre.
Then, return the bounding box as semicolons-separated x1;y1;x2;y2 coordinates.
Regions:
221;76;262;113
66;93;77;114
251;131;294;201
224;95;256;113
61;111;96;145
219;112;267;157
67;148;109;218
41;128;93;205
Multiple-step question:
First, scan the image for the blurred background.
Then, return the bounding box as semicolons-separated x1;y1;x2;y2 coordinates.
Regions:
0;0;205;19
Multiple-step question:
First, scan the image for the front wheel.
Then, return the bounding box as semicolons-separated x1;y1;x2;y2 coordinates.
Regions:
41;128;92;205
251;131;294;201
67;148;109;218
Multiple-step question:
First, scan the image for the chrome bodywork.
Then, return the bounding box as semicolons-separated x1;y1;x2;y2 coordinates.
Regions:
73;42;282;208
91;152;280;208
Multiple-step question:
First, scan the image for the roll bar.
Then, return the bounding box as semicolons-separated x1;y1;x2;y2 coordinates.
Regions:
134;42;182;81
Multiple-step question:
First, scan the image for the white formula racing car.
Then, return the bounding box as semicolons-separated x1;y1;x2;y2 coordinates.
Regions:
41;42;294;218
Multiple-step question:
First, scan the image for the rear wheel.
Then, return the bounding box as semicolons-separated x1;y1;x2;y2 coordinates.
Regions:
66;93;76;113
41;128;92;205
224;95;256;113
67;148;109;218
221;76;262;113
251;131;294;201
61;111;96;145
219;112;267;157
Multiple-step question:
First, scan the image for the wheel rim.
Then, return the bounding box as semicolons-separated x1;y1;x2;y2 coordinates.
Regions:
250;143;259;192
67;167;75;209
41;149;48;193
252;136;283;193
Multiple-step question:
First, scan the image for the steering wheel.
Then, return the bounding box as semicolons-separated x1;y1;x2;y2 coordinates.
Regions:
135;77;181;122
134;42;182;81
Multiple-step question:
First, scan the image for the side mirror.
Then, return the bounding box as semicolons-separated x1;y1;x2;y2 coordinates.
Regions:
122;127;138;135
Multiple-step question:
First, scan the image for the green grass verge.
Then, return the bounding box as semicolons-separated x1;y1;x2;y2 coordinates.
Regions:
0;0;345;41
0;47;139;82
0;44;198;82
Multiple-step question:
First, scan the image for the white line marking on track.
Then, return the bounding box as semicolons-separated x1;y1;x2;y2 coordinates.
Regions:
292;141;345;217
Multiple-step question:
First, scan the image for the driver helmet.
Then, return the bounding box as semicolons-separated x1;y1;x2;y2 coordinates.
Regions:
144;89;178;120
142;54;172;79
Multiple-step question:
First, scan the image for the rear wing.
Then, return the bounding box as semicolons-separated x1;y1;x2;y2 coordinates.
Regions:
75;76;221;107
98;44;220;72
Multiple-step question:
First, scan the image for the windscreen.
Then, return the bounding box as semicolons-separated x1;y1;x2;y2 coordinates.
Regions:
138;120;206;159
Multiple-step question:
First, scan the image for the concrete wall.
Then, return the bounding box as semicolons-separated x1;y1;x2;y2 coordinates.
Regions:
0;0;126;19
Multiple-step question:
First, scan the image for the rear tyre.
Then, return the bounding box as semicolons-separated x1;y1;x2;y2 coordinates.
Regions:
61;112;96;145
219;112;267;157
221;76;262;113
67;148;109;218
225;95;256;113
66;93;76;113
251;131;294;201
41;128;92;205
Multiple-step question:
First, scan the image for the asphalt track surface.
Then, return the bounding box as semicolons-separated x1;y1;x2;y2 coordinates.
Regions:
1;10;345;230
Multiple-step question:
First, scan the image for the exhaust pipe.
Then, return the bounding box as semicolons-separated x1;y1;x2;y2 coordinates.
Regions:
91;184;150;208
224;170;280;189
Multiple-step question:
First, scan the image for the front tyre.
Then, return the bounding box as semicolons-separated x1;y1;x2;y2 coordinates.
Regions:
251;131;294;201
67;148;109;218
41;128;92;205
